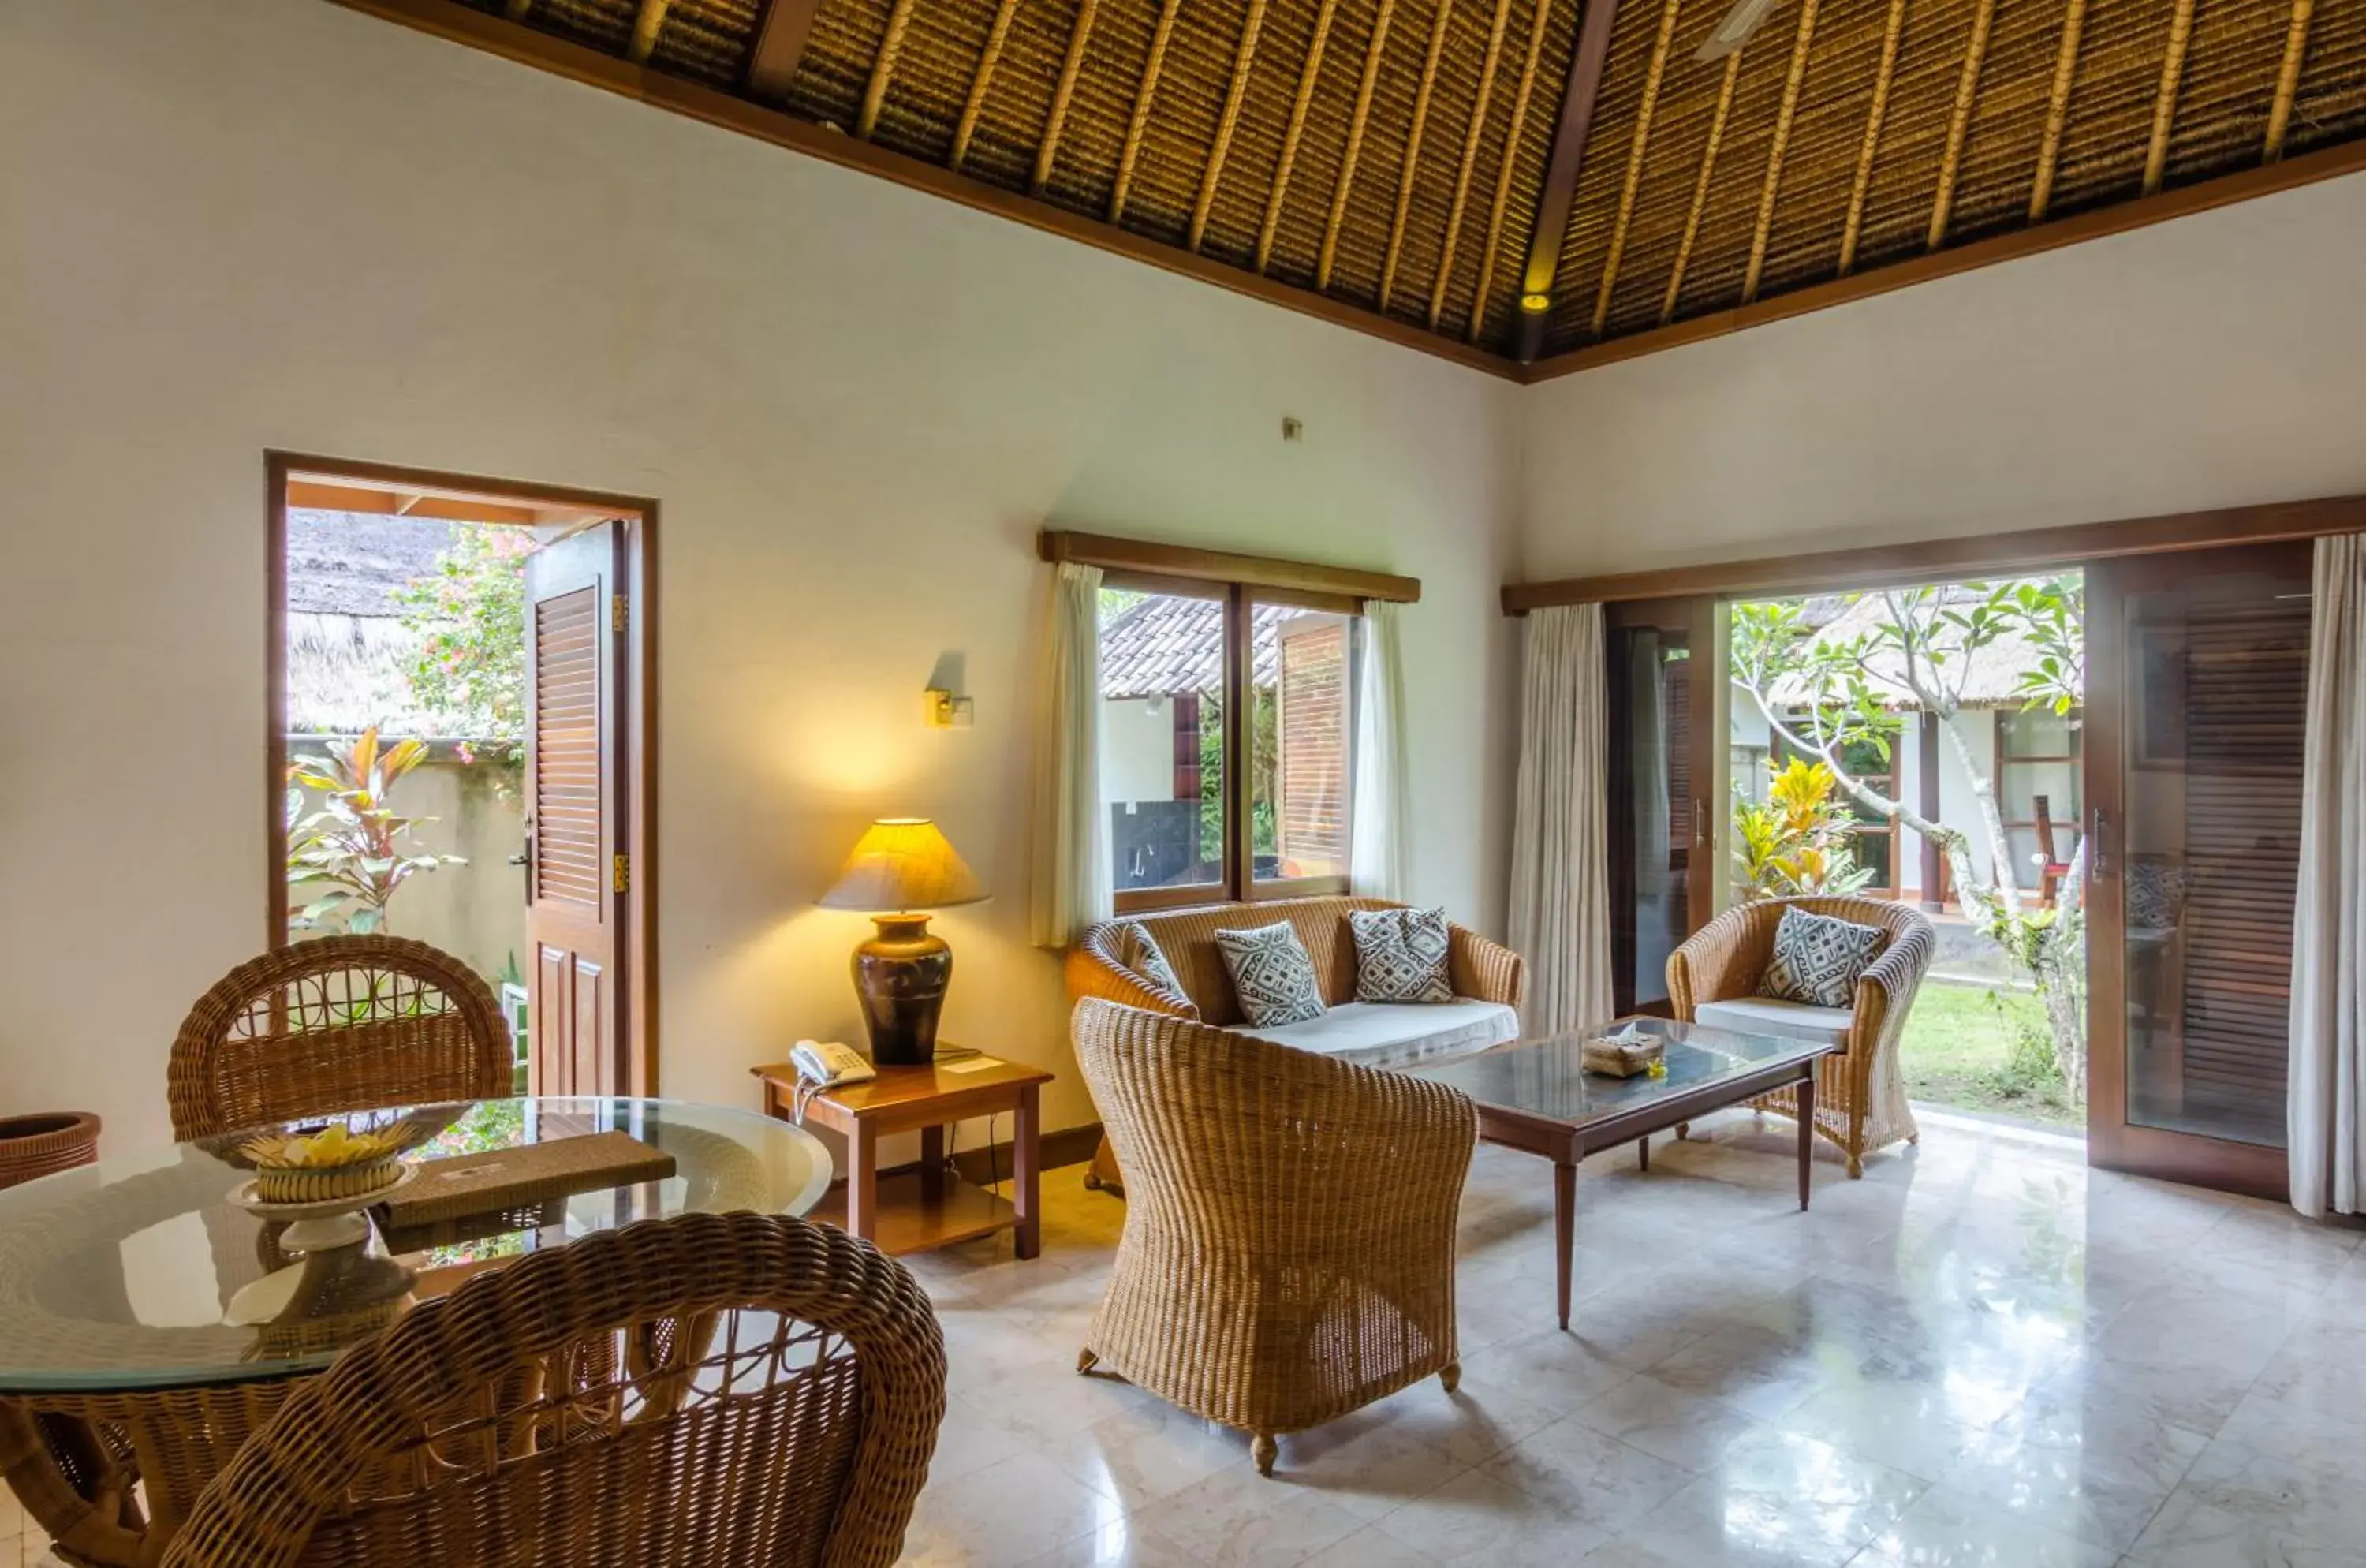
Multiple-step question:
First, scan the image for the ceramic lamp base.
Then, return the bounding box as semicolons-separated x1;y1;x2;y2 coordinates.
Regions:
853;914;951;1066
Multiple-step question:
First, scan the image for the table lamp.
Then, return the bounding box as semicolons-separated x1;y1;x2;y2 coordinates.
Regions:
818;818;988;1066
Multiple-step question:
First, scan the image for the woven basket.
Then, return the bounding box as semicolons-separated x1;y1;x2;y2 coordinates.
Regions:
0;1112;100;1190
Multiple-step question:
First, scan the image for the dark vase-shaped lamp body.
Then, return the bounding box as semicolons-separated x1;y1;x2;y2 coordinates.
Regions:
853;914;951;1066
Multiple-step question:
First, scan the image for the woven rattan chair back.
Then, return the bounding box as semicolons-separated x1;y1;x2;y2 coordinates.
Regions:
159;1211;946;1568
168;935;513;1140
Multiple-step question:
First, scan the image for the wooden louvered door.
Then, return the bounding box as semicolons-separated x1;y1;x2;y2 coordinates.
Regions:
2087;543;2314;1198
524;521;627;1098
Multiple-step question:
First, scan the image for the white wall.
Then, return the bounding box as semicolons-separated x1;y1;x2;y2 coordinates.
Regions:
1520;170;2366;579
0;0;1521;1150
1099;697;1177;808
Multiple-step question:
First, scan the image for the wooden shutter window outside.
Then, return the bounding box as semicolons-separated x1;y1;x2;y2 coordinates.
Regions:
533;587;603;907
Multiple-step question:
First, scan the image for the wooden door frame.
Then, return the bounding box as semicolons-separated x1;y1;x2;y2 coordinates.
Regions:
264;451;662;1096
2084;541;2306;1200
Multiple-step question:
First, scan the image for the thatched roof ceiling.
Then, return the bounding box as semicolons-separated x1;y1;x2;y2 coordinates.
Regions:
356;0;2364;371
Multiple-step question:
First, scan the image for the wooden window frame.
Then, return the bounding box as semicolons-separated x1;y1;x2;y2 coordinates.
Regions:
1099;567;1364;915
267;451;662;1096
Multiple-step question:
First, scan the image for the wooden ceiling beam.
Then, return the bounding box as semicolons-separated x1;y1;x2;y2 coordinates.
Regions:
857;0;916;137
628;0;671;64
1429;0;1516;328
1742;0;1820;304
1511;0;1625;360
2266;0;2315;159
1114;0;1184;223
2028;0;2088;222
1467;0;1553;342
1837;0;1906;274
1318;0;1401;289
1928;0;1995;248
1588;0;1679;334
1381;0;1458;309
745;0;827;101
1192;0;1273;250
1662;50;1741;323
1257;0;1342;271
950;0;1021;170
2144;0;2196;193
1035;0;1103;193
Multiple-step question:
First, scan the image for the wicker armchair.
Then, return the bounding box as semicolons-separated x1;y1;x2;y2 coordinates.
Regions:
159;1212;946;1568
1666;896;1935;1177
168;936;512;1141
1071;999;1475;1476
1068;896;1521;1192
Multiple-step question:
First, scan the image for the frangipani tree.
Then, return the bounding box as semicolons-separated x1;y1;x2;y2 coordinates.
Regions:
1730;577;2088;1096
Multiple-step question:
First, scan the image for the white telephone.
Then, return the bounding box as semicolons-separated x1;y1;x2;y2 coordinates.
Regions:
791;1039;875;1088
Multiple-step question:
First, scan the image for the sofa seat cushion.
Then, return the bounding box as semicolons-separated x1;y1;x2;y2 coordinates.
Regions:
1695;997;1853;1049
1243;999;1519;1068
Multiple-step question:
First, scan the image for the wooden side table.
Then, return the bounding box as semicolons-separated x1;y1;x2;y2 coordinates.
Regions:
752;1053;1054;1259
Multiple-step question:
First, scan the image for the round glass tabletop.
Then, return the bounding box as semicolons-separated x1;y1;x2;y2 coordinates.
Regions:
0;1097;832;1393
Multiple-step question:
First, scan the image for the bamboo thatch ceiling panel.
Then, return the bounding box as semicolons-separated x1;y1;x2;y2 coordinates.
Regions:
413;0;2366;368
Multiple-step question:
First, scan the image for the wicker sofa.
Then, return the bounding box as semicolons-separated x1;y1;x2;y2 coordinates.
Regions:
1666;895;1935;1177
1067;896;1524;1193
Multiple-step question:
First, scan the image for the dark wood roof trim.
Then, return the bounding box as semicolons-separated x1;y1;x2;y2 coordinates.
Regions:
1527;133;2366;383
332;0;1517;379
1041;530;1423;603
1512;0;1623;360
1500;494;2366;610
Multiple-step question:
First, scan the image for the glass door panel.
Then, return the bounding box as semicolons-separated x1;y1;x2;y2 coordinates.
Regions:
1608;599;1719;1016
2088;543;2312;1197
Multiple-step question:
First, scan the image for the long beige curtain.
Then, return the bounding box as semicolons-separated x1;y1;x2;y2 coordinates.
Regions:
1029;562;1110;948
1350;599;1408;901
2289;533;2366;1217
1507;603;1614;1033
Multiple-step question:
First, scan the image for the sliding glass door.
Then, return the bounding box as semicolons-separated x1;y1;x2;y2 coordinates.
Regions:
2087;543;2313;1197
1607;599;1720;1015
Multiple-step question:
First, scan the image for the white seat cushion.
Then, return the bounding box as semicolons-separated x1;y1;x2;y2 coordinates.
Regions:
1243;999;1520;1068
1694;996;1854;1048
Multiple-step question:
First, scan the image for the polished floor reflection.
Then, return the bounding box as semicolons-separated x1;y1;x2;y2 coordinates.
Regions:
9;1109;2360;1567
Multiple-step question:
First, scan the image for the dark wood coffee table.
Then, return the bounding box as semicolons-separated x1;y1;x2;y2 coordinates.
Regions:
1406;1017;1841;1329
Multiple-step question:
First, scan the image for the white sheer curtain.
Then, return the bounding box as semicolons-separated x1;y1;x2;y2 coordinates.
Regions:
1028;562;1110;948
1507;603;1614;1033
2289;533;2366;1217
1350;599;1408;901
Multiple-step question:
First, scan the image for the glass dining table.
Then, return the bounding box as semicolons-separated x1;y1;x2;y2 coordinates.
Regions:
0;1096;831;1564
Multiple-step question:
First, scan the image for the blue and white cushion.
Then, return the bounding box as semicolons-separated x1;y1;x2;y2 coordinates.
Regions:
1759;908;1883;1009
1348;906;1455;1003
1215;922;1327;1029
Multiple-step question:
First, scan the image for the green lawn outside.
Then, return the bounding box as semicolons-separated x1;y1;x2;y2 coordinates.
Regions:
1899;979;2082;1128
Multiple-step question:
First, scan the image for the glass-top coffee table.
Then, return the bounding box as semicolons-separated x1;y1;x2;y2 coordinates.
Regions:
1406;1017;1840;1329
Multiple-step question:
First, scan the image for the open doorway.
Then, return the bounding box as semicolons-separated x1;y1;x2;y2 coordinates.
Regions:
1722;576;2089;1131
266;454;658;1098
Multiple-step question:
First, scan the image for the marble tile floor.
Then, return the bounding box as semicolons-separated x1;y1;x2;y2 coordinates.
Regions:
9;1107;2362;1566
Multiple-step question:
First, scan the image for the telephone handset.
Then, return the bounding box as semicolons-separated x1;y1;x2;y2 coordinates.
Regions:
791;1039;875;1088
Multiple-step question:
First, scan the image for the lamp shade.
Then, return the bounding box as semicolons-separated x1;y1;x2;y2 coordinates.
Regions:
818;818;988;913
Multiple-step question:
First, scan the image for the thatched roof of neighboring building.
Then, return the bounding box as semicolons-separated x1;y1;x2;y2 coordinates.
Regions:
1767;583;2082;711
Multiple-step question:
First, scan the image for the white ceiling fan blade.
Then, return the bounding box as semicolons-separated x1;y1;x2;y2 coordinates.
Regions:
1696;0;1780;61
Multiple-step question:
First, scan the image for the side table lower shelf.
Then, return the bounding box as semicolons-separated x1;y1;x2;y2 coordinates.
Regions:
808;1168;1017;1256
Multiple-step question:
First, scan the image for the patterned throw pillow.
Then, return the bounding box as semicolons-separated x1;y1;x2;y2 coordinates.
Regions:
1114;922;1195;1014
1214;923;1327;1029
1348;906;1455;1003
1759;908;1883;1009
